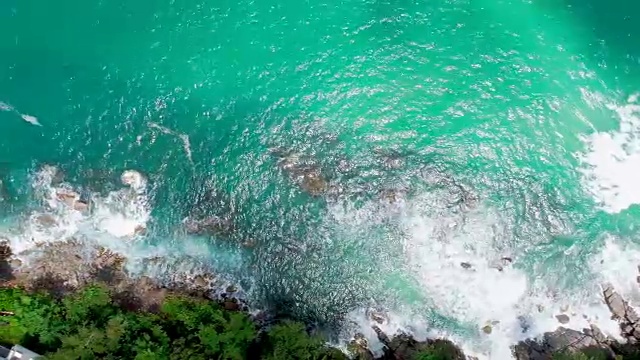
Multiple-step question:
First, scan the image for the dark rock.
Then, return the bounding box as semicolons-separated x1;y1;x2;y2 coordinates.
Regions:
482;325;492;334
372;325;391;347
460;262;472;269
556;314;570;324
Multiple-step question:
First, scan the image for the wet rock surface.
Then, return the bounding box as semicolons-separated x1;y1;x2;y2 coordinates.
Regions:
513;326;615;360
0;240;243;313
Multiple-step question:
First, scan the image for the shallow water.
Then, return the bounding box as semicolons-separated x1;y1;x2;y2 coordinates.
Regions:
2;0;640;358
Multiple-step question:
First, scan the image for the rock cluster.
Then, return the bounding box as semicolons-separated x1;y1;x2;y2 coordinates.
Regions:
513;280;640;360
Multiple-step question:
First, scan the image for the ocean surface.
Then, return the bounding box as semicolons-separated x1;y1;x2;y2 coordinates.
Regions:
2;0;640;358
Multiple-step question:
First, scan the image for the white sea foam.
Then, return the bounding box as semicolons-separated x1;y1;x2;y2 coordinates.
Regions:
333;192;626;360
3;166;151;254
580;93;640;213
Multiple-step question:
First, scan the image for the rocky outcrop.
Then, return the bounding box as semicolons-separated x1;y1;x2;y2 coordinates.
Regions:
514;281;640;360
602;282;640;344
513;326;615;360
371;325;466;360
348;333;375;360
1;241;247;313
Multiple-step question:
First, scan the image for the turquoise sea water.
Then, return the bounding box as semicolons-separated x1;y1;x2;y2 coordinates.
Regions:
2;0;640;358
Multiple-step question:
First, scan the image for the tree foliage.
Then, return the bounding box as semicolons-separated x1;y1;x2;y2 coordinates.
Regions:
0;285;346;359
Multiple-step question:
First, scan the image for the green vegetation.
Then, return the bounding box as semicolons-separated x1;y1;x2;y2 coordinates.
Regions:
414;339;465;360
0;285;346;360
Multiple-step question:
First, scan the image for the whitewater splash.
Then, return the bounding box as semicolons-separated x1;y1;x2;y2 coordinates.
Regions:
1;165;245;294
580;93;640;213
333;190;631;360
3;166;152;255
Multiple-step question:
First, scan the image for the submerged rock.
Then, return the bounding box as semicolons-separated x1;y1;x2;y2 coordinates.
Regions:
300;171;329;196
269;149;330;196
183;216;235;237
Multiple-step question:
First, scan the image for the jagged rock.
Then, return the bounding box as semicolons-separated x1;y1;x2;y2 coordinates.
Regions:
372;325;391;347
348;333;374;360
602;283;640;343
513;327;614;360
556;314;570;324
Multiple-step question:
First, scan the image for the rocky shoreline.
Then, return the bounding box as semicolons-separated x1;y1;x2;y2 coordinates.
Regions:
1;166;639;359
3;238;640;360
